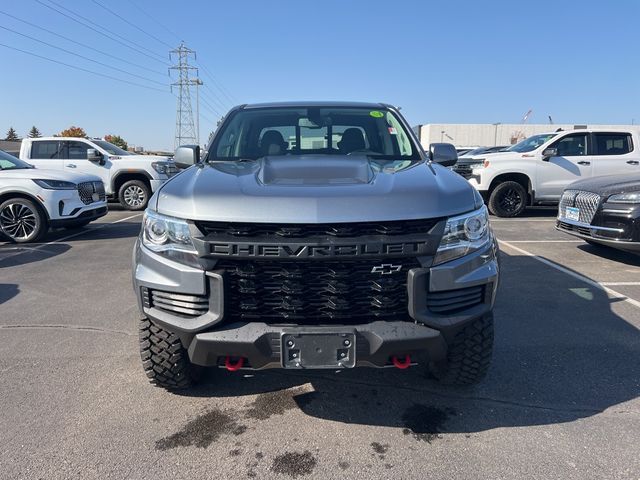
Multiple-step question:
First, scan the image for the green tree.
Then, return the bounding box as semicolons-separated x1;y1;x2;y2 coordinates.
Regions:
104;134;128;150
59;126;87;138
5;127;19;141
28;126;42;138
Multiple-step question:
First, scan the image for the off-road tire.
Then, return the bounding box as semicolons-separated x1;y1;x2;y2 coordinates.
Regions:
139;318;199;390
118;180;150;211
430;313;494;385
488;181;527;217
0;197;48;243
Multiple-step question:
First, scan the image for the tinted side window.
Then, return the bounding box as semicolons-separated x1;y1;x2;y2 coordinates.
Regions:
66;141;90;160
31;141;61;159
552;134;588;156
594;133;633;156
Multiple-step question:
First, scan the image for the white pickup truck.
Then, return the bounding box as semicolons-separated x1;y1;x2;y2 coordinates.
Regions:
19;137;179;210
452;128;640;217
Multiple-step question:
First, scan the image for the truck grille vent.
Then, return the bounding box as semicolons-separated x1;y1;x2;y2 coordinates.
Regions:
149;289;208;317
196;219;440;238
427;285;485;314
218;258;421;325
559;190;601;224
77;181;106;205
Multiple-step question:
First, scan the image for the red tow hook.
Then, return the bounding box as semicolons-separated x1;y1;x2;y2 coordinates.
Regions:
392;355;411;369
224;356;245;372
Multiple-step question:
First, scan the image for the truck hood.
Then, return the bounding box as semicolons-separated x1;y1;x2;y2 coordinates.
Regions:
155;155;478;223
568;173;640;196
109;154;172;164
2;167;102;183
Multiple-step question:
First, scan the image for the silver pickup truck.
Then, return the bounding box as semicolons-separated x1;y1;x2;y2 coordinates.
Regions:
132;102;499;390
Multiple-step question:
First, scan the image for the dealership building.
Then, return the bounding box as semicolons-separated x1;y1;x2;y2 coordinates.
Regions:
413;123;637;149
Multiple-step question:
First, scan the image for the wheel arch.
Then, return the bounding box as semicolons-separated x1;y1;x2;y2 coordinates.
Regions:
111;171;153;195
0;190;51;220
488;172;534;205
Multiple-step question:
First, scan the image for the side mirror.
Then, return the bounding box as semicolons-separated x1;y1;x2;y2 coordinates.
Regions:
87;148;105;165
429;142;458;167
174;145;200;168
542;147;557;161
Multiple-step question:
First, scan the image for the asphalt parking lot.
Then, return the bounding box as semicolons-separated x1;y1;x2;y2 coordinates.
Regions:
1;207;639;480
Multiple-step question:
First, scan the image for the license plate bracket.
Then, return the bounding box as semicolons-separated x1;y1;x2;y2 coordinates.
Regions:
281;332;356;369
565;206;580;222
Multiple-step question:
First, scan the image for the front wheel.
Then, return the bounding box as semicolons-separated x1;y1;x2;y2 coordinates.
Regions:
139;319;200;390
118;180;150;210
488;181;527;217
0;198;48;243
429;313;494;385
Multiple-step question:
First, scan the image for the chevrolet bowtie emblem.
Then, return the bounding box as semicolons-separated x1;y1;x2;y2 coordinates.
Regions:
371;264;403;275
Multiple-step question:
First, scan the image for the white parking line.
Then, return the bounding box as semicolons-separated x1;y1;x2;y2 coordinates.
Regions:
0;213;142;262
600;282;640;286
499;240;640;309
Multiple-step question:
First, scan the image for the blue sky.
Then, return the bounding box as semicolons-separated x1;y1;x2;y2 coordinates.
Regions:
1;0;639;150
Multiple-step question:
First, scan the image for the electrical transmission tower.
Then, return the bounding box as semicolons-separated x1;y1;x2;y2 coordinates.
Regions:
169;43;201;148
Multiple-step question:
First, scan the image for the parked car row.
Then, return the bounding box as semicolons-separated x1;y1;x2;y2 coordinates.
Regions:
449;128;640;253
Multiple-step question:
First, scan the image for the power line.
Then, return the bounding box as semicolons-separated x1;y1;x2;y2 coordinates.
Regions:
130;0;182;43
0;24;167;87
90;0;174;49
198;63;238;104
34;0;168;66
200;87;228;112
0;10;166;77
45;0;167;62
0;42;168;93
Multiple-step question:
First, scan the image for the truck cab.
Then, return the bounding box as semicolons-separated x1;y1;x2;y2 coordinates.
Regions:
454;129;640;217
19;137;179;210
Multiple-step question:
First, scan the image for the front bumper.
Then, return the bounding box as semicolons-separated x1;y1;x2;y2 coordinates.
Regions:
187;321;447;368
37;187;108;223
132;236;499;369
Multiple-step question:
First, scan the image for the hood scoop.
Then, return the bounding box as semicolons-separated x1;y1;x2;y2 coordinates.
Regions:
257;155;374;186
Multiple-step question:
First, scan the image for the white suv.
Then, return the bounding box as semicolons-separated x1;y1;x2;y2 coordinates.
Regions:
453;129;640;216
0;150;107;243
19;137;178;210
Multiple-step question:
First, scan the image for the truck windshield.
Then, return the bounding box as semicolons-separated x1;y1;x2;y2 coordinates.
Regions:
0;150;33;170
209;106;421;162
93;140;133;156
506;134;557;153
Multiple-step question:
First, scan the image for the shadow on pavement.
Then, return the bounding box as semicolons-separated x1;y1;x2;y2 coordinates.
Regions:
0;243;71;269
176;249;640;436
577;243;640;266
0;284;19;304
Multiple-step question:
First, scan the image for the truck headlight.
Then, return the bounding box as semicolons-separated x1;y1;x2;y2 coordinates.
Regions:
142;210;199;266
32;179;77;190
607;192;640;204
152;161;179;176
434;205;491;265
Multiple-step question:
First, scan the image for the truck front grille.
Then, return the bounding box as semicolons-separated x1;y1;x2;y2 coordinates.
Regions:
77;181;106;205
196;219;440;239
559;190;601;224
451;164;474;179
218;258;421;325
427;285;485;314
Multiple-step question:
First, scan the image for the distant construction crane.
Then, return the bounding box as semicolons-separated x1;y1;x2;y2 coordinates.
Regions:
170;43;200;148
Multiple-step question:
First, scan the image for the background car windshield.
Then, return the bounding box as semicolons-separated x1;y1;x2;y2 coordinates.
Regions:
93;140;133;156
507;134;557;153
0;150;33;170
210;107;420;161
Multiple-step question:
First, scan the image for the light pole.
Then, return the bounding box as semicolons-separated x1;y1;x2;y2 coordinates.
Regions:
441;130;445;142
492;123;501;146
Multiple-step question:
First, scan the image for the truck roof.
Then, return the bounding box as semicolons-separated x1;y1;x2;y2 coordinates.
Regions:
241;101;391;109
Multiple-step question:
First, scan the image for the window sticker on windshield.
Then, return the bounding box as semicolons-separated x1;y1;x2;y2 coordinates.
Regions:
388;127;397;135
369;111;384;118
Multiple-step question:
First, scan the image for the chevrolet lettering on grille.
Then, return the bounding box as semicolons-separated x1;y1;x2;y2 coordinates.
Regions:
206;240;431;258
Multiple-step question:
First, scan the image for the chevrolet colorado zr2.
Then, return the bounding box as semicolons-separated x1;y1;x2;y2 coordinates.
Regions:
132;102;499;390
